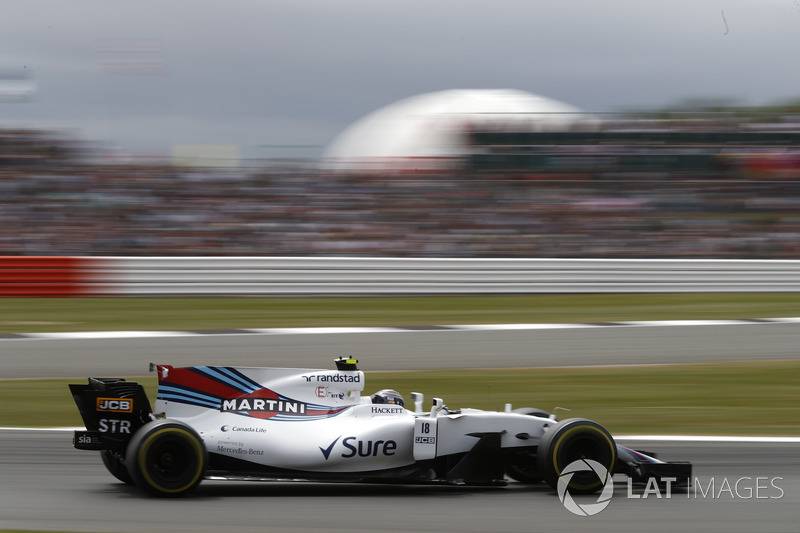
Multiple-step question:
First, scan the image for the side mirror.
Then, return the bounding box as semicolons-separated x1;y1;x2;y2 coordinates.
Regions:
410;392;424;414
430;397;445;417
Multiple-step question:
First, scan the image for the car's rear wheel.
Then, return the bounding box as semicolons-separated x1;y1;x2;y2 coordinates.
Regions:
101;450;133;484
536;418;616;495
505;407;551;483
126;419;206;497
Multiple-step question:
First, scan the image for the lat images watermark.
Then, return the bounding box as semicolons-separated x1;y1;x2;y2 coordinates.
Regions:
557;459;614;517
627;476;785;500
558;464;786;517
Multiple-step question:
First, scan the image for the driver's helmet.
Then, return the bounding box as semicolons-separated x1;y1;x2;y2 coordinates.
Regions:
371;389;405;407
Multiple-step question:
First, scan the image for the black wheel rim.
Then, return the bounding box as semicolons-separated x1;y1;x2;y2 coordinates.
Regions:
144;435;198;489
559;433;612;486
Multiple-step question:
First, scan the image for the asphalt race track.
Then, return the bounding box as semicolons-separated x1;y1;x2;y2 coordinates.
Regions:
1;431;798;533
1;323;799;532
3;321;800;378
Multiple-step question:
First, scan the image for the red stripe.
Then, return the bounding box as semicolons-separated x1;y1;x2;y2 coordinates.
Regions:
161;367;247;399
0;269;82;282
0;256;102;297
0;256;82;269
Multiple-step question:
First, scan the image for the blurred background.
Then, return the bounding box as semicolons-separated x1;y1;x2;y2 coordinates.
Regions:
2;0;800;260
2;100;800;258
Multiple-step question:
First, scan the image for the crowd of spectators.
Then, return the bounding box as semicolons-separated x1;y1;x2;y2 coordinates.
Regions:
1;126;800;259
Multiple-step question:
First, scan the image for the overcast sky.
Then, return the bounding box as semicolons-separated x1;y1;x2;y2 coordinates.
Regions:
1;0;799;159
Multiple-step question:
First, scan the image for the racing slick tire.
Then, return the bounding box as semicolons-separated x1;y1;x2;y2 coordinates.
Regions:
101;450;133;484
536;418;616;495
125;419;206;497
505;408;551;483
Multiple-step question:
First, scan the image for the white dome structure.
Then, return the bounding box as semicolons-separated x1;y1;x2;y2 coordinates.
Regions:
323;89;591;172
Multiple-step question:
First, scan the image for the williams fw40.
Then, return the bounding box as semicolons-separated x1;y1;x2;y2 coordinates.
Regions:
70;358;691;497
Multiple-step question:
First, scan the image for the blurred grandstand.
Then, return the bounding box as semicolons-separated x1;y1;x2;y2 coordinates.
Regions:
2;96;800;258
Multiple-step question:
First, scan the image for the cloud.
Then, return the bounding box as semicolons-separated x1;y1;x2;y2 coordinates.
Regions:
1;0;799;157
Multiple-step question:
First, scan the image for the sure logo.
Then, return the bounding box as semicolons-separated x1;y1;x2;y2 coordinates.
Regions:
96;398;133;413
342;436;397;458
320;435;397;460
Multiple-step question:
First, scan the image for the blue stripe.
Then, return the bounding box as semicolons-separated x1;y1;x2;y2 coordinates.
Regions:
271;413;343;421
220;409;350;421
158;384;222;404
619;445;659;463
157;392;220;409
214;366;261;392
222;367;265;391
306;402;344;411
194;366;259;394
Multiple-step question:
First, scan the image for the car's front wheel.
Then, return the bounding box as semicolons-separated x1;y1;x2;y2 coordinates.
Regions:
536;418;616;495
125;419;206;497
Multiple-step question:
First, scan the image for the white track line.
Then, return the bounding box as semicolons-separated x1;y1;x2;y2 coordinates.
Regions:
615;435;800;443
3;317;799;341
249;327;400;335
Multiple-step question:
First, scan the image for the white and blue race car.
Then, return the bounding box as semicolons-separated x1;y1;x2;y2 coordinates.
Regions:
70;358;690;497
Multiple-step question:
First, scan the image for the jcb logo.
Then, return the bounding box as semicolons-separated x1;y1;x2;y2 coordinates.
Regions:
96;398;133;413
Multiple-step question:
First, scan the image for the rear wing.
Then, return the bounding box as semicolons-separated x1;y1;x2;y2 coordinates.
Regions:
69;378;153;452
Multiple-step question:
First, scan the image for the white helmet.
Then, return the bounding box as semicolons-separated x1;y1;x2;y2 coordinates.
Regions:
371;389;404;407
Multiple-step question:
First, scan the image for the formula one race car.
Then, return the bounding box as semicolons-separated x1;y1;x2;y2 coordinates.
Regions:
70;358;691;497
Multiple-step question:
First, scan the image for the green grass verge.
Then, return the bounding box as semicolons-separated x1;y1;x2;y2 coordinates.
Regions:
1;293;799;333
3;360;798;436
